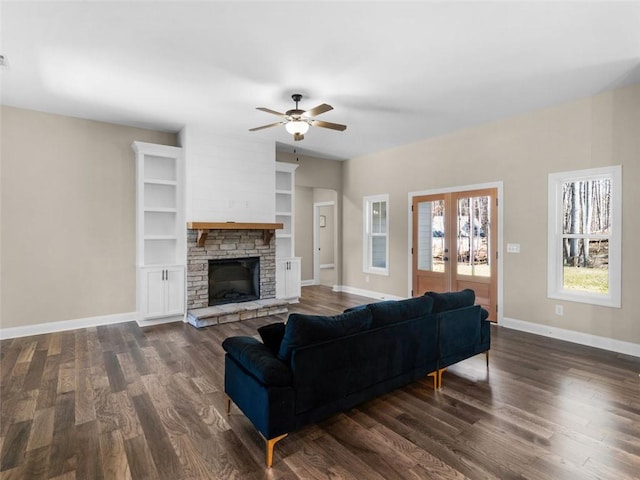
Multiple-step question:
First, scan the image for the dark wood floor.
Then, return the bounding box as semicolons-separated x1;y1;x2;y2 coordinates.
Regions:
1;286;639;479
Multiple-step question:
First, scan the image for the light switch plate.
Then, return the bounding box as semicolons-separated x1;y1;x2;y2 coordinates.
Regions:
507;243;521;253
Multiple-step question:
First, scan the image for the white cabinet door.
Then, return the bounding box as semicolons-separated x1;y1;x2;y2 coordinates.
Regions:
276;258;301;300
275;260;287;299
286;258;301;298
143;268;166;318
165;267;185;315
141;266;185;319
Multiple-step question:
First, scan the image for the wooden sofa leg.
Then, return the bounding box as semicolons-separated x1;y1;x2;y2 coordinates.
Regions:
427;371;438;390
266;434;288;468
485;350;490;368
427;369;447;389
437;368;446;389
226;397;232;415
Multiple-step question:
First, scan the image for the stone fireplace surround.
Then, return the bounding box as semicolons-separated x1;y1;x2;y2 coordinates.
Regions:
186;227;288;327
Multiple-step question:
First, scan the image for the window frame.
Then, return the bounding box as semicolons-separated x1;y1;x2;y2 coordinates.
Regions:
363;194;389;276
547;165;621;308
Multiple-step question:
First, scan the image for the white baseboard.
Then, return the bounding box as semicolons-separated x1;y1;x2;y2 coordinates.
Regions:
136;315;184;327
0;311;138;340
320;264;335;269
301;279;315;287
501;316;640;358
332;285;404;302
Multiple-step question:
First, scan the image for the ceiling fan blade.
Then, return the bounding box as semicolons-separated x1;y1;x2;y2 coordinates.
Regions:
305;103;333;117
249;122;282;131
256;107;286;116
311;120;347;131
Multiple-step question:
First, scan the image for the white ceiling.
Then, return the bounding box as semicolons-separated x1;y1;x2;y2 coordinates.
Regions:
2;1;640;160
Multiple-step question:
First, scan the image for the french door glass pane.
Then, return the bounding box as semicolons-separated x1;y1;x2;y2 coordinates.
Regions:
457;196;490;277
417;200;445;272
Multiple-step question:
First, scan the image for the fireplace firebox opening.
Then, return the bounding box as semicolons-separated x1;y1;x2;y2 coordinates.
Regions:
208;257;260;306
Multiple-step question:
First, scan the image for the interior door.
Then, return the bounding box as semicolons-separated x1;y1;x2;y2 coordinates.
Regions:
413;188;498;321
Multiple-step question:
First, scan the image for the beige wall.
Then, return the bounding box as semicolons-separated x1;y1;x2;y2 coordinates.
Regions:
295;186;314;280
1;106;177;328
342;84;640;345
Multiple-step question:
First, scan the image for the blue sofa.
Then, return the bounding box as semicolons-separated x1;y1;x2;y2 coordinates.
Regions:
222;290;490;467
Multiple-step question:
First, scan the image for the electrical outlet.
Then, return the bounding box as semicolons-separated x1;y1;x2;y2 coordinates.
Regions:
365;275;370;283
555;305;564;316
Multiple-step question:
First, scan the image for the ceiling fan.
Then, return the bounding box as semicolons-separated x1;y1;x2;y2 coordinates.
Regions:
249;93;347;141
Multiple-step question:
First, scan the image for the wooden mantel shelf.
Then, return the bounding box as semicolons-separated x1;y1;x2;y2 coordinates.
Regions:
186;222;284;247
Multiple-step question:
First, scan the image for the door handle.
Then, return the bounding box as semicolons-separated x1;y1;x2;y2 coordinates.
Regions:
443;257;449;261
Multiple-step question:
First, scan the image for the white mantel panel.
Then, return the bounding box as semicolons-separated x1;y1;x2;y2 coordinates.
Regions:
179;127;276;223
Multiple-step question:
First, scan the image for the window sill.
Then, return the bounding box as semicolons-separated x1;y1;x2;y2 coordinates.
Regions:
363;268;389;276
548;291;620;308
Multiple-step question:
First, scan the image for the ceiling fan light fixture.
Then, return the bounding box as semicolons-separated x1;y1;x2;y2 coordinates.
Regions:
285;120;310;135
250;93;346;140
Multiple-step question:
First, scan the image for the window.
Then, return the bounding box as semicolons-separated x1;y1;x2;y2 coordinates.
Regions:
548;166;621;307
363;194;389;275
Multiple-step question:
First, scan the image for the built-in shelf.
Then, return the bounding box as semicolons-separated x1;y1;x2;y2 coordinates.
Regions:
144;179;178;186
186;222;284;247
145;207;178;213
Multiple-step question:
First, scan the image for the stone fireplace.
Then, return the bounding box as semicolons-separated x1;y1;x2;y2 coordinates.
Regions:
185;223;287;327
186;228;276;309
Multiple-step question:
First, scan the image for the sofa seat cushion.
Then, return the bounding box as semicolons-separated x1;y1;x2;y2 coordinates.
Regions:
367;296;434;328
425;289;475;313
222;336;292;386
277;309;373;363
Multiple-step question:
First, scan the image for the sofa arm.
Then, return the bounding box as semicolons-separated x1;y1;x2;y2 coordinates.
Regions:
222;337;292;387
438;305;482;357
480;319;491;347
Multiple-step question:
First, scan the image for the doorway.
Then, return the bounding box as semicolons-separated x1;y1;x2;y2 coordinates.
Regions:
411;187;499;321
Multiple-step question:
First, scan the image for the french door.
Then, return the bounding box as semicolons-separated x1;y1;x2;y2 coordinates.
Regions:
412;188;497;321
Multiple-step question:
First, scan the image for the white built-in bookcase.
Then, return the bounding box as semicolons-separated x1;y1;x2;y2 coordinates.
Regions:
275;162;301;300
275;162;298;258
132;141;186;321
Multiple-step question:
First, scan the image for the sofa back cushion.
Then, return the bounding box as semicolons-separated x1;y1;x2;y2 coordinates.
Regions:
277;309;373;363
424;289;475;313
367;296;434;328
257;322;286;355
